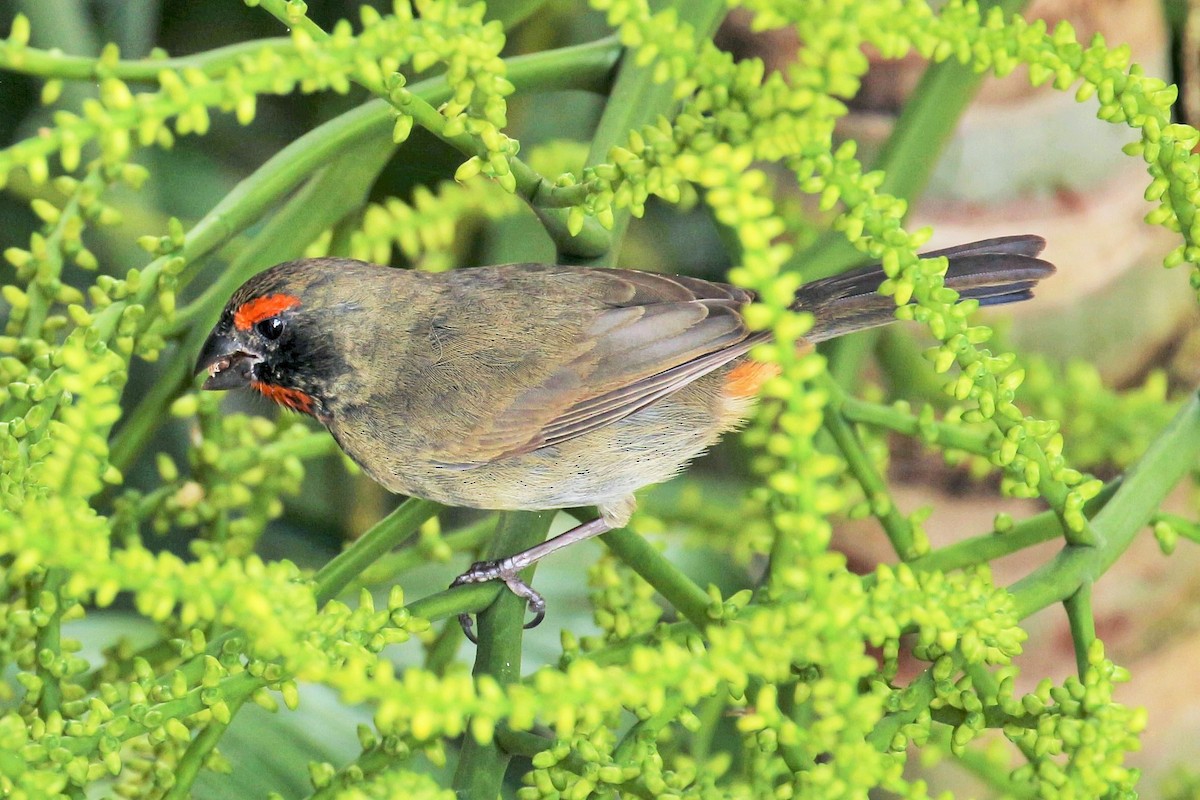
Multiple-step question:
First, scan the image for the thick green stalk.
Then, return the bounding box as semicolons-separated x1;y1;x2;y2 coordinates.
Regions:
561;0;728;264
313;498;443;605
602;527;712;629
32;569;66;717
1063;583;1095;679
452;511;556;800
406;583;502;622
822;376;917;560
1010;391;1200;618
162;693;248;800
484;0;557;28
866;666;939;751
356;514;497;591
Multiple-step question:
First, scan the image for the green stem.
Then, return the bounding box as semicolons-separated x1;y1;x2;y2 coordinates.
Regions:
866;667;938;751
493;726;553;758
875;479;1119;580
928;704;1036;731
1010;391;1200;618
822;377;917;560
254;0;614;256
561;0;728;265
162;693;248;800
838;395;993;457
934;727;1037;799
357;514;496;590
313;498;443;606
452;511;556;800
602;527;712;630
406;583;501;622
1152;511;1200;546
786;0;1033;282
0;35;293;81
66;671;263;756
33;568;66;717
1063;582;1095;679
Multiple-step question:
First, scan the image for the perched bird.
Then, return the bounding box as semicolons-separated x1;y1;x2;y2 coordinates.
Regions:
195;234;1053;635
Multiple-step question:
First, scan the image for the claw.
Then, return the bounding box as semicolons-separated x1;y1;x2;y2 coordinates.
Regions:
458;612;479;644
449;559;547;643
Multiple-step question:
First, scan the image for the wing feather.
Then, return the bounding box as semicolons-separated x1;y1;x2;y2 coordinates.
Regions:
436;268;756;464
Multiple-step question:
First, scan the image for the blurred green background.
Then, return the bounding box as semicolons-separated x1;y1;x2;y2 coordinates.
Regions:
4;0;1200;795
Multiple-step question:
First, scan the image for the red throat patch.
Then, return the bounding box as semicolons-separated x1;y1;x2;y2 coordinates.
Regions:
234;293;301;331
251;381;315;416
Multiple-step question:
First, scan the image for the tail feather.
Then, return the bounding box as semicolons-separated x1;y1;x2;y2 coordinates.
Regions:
796;234;1054;343
921;234;1047;260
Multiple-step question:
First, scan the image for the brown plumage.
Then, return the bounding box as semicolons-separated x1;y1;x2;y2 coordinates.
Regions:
195;234;1054;632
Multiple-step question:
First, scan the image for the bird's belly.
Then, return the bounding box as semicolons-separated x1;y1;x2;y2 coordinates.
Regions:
330;372;746;512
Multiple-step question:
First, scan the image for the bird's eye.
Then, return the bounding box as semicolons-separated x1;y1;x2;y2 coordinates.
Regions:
255;317;285;340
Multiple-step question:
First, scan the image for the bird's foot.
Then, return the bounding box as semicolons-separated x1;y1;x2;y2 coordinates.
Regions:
450;558;546;644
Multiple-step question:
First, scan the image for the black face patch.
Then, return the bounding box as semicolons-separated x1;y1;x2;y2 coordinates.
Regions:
254;315;348;419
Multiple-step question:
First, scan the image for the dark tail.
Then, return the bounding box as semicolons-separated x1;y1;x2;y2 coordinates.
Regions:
796;234;1055;343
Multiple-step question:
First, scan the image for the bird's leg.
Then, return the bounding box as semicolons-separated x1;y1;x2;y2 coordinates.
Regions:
451;515;614;642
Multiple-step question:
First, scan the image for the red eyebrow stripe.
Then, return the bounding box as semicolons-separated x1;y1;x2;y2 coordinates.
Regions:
234;293;301;330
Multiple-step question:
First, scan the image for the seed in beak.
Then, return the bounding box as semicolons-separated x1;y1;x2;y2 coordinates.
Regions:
208;356;231;378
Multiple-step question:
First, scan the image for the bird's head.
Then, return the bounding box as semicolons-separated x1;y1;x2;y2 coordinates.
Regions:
194;259;362;421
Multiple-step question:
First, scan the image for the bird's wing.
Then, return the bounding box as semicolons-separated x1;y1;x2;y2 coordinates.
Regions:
435;268;760;465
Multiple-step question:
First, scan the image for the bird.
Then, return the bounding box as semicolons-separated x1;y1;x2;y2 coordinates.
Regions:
194;234;1054;637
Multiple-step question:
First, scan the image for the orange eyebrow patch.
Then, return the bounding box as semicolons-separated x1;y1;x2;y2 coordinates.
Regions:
723;360;782;399
234;293;301;331
251;381;315;416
